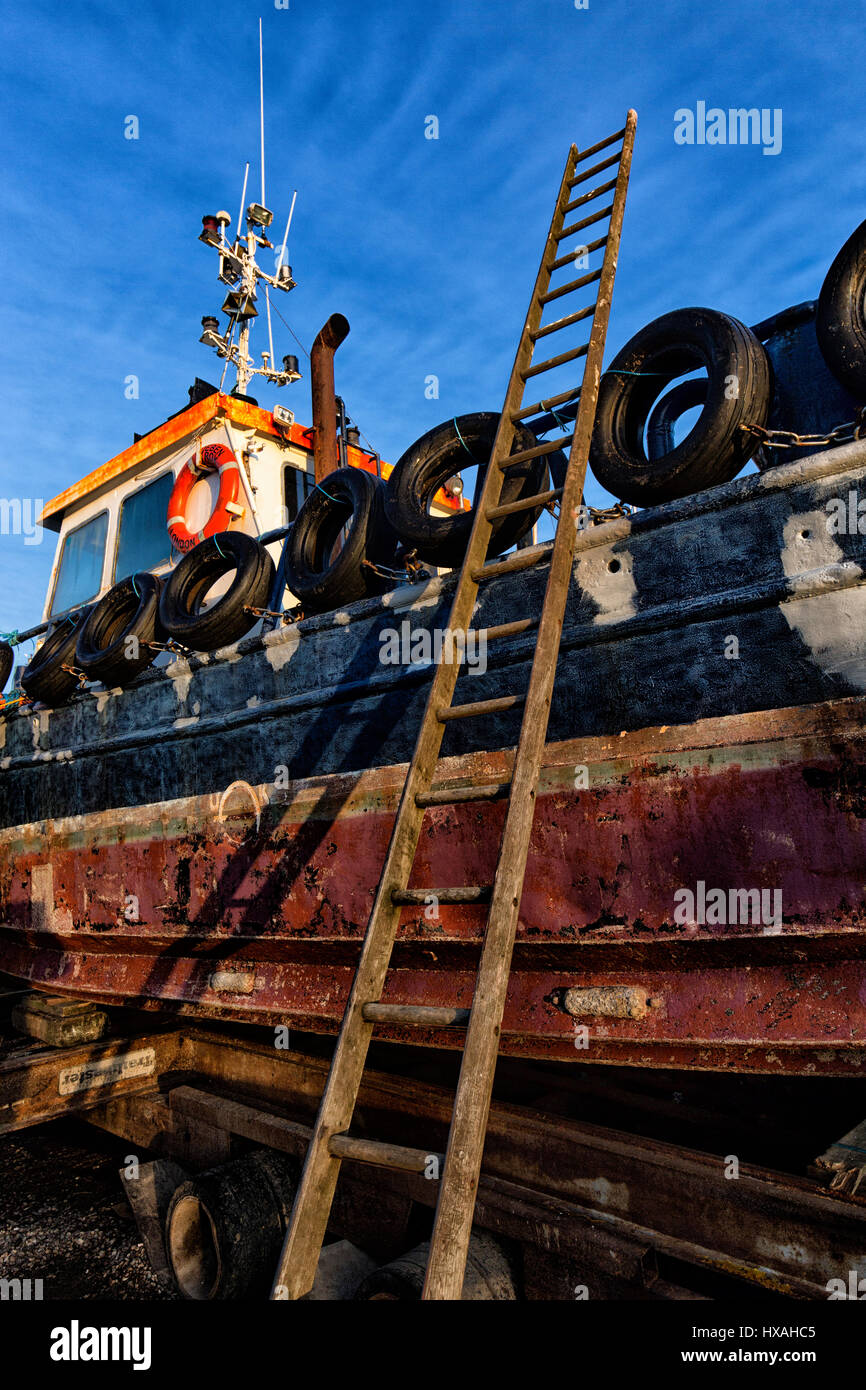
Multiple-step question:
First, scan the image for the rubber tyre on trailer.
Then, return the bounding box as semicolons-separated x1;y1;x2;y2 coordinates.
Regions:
384;412;559;570
285;467;400;611
158;532;275;652
20;610;91;707
589;307;772;506
816;218;866;401
0;641;13;692
75;572;164;688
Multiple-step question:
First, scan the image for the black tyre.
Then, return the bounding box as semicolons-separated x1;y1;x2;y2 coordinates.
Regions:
76;572;164;687
0;641;13;692
285;467;399;610
159;532;275;651
384;412;556;569
816;218;866;400
589;308;772;505
20;610;90;707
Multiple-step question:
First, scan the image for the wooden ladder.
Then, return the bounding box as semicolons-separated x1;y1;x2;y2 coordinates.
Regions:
272;111;637;1302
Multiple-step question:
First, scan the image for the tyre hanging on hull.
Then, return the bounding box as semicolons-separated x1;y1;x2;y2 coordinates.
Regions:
589;307;772;506
384;412;558;570
20;609;91;708
159;531;275;651
75;572;164;687
816;218;866;401
285;467;399;611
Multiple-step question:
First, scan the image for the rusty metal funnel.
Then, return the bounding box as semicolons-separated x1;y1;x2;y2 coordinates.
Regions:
310;314;350;482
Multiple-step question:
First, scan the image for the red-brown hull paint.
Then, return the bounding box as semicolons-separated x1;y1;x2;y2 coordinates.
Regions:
2;698;865;1074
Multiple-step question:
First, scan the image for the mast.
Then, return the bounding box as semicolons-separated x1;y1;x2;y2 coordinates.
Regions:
196;28;300;397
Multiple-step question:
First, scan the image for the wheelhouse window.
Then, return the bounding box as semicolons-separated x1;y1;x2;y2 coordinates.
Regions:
114;472;175;581
50;511;108;615
284;463;314;524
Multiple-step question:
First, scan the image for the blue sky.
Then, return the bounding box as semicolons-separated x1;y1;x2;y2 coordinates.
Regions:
1;0;864;646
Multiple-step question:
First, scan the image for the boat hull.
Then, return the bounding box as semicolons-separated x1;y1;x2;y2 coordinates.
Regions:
2;696;865;1074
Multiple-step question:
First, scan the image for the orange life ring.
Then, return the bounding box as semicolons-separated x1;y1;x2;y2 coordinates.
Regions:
167;443;245;553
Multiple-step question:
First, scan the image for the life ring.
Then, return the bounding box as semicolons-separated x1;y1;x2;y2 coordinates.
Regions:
167;442;245;552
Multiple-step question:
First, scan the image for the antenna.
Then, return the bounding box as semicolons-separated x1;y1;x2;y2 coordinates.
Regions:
277;190;298;270
259;17;266;207
236;162;250;244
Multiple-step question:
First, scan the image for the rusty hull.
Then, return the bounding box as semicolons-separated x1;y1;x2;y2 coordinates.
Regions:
1;696;865;1074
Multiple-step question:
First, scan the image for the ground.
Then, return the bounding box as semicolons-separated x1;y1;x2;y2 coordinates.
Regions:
0;1119;177;1300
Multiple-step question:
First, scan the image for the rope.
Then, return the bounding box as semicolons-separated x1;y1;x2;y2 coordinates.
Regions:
452;417;485;463
131;575;140;598
0;630;20;647
213;535;228;559
268;298;312;362
315;483;346;505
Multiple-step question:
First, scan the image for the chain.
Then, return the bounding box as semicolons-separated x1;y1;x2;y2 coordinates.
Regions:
740;407;866;452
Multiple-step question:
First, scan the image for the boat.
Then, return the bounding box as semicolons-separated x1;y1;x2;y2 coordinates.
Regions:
2;107;866;1078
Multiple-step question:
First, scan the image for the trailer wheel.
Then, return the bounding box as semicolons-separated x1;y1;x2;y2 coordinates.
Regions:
75;573;164;687
385;412;557;570
353;1233;518;1300
589;307;772;505
0;641;13;693
285;467;399;611
166;1151;297;1300
817;218;866;400
159;532;275;652
20;610;90;707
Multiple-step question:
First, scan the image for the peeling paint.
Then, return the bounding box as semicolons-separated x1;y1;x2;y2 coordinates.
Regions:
576;545;638;626
263;624;301;673
779;512;866;690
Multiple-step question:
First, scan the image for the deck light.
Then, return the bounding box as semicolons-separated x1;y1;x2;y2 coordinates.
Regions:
246;202;274;229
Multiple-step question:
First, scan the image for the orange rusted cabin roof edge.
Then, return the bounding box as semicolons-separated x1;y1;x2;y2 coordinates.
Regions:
39;391;468;531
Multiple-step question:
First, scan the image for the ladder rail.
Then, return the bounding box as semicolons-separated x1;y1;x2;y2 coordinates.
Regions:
421;108;637;1300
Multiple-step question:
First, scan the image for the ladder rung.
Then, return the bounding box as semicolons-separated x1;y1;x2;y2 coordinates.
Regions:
499;434;573;467
438;694;524;721
472;547;548;582
553;231;608;259
511;388;581;423
562;177;617;216
558;204;613;241
479;618;538;640
416;780;512;807
362;1003;471;1027
392;885;493;903
487;487;562;520
568;149;621;188
328;1134;445;1174
574;124;626;163
523;343;589;380
539;268;602;306
532;304;596;341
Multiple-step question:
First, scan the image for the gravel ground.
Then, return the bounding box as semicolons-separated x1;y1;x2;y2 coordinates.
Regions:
0;1119;179;1300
